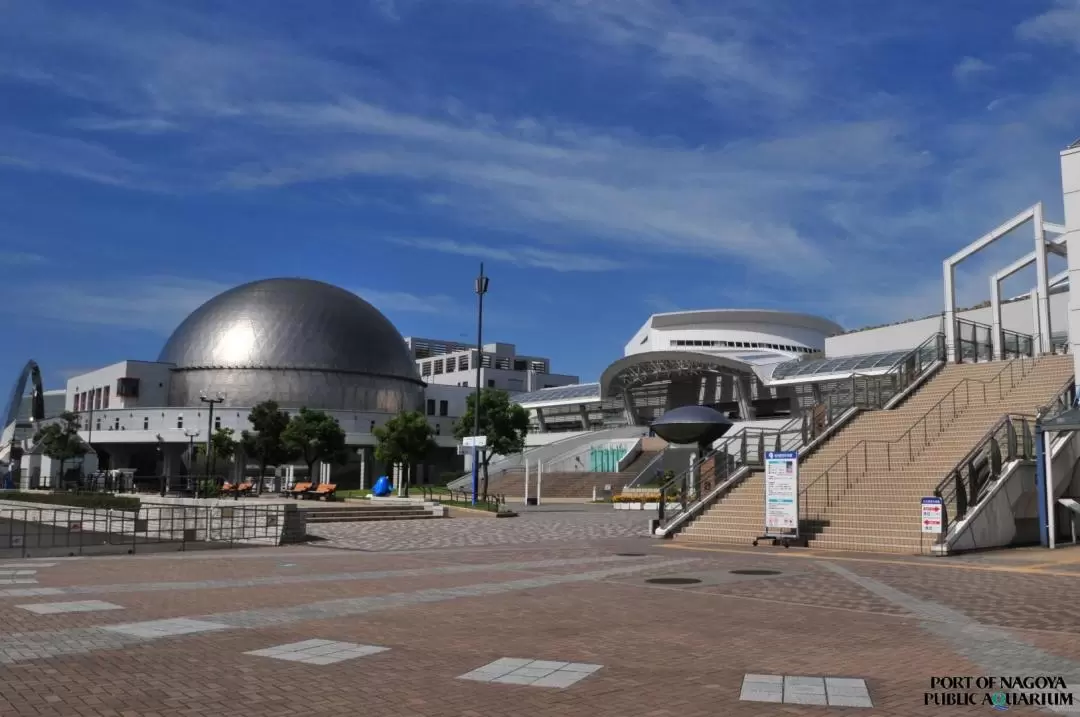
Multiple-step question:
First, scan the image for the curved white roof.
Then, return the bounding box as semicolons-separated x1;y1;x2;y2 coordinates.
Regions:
647;309;843;336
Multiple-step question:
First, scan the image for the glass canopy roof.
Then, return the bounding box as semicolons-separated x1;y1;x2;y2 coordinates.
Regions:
513;382;601;406
771;349;913;380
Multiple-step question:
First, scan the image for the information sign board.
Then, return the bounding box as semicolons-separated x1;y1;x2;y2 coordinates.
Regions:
764;451;799;539
921;497;943;534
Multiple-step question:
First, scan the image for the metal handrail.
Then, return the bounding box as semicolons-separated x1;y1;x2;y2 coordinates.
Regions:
798;356;1035;521
654;331;948;532
933;412;1038;539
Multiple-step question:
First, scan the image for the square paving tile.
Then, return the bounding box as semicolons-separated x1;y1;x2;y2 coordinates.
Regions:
17;600;124;615
102;618;231;639
458;658;602;688
0;587;63;598
245;640;389;665
740;675;873;708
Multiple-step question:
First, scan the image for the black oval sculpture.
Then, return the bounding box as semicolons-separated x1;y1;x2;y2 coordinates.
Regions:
650;405;733;446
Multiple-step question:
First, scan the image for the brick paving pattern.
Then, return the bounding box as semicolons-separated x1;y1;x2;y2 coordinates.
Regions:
0;514;1076;715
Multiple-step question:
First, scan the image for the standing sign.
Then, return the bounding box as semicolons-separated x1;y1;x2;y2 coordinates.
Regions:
763;451;799;539
921;497;943;534
462;436;488;448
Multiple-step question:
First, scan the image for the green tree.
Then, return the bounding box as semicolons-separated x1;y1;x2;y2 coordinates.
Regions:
34;411;88;483
453;388;529;496
282;408;347;483
374;410;436;498
241;400;296;494
209;427;238;478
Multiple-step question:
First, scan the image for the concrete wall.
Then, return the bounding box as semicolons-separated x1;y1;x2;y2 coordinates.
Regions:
826;291;1069;357
0;497;306;547
66;361;173;411
1064;146;1080;381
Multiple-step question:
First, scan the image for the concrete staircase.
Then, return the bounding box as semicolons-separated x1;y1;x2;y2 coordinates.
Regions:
300;502;443;523
674;355;1073;551
806;354;1073;553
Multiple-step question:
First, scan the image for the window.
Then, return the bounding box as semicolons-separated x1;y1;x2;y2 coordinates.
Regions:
514;359;527;371
487;379;496;387
177;414;184;429
421;362;431;376
214;416;221;430
113;417;120;430
458;355;469;371
94;387;103;410
369;420;375;432
103;385;110;409
439;400;448;416
142;417;149;430
116;377;140;397
95;419;101;431
433;359;444;374
435;424;441;435
426;399;436;416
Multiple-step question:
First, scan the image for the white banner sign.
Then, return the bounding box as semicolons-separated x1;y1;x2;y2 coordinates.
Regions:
921;497;943;534
462;435;488;448
764;451;799;538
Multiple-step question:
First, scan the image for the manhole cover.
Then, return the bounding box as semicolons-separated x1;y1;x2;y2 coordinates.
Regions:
646;577;702;585
729;569;781;576
616;553;646;557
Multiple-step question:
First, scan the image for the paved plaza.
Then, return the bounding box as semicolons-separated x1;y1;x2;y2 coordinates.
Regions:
0;510;1079;715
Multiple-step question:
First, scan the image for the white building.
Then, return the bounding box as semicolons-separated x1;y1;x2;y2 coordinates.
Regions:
514;309;848;432
406;336;579;394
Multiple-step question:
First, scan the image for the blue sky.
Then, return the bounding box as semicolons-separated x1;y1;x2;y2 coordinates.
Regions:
2;0;1079;389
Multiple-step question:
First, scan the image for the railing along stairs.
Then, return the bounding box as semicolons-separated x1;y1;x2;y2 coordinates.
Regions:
931;375;1076;549
798;355;1037;537
654;332;948;535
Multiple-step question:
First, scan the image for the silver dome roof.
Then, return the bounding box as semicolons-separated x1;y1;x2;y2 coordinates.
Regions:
158;278;421;382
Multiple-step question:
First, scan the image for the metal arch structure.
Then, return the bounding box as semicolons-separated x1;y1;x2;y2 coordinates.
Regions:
599;351;754;396
598;351;759;425
3;360;45;428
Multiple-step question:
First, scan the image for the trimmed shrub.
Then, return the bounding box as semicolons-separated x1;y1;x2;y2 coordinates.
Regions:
0;491;140;512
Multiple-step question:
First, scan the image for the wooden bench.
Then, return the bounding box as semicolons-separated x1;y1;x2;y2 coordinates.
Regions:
306;483;337;501
284;481;312;499
222;481;254;496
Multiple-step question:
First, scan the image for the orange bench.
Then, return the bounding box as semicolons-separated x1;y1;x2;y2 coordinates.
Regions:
306;483;337;501
284;481;312;498
221;481;253;496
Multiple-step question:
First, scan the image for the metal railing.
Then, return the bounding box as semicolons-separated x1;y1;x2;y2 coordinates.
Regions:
0;502;294;559
1000;328;1036;359
654;332;948;533
931;414;1036;543
955;318;995;363
799;356;1036;529
416;485;506;511
932;376;1076;541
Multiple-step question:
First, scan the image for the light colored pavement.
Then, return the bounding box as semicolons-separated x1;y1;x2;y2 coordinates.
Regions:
0;510;1078;715
306;508;651;551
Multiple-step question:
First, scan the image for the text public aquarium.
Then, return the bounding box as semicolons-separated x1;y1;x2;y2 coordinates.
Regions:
926;676;1074;709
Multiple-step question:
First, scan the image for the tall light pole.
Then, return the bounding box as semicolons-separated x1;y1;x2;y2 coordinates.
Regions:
199;392;225;494
183;428;200;493
471;263;489;505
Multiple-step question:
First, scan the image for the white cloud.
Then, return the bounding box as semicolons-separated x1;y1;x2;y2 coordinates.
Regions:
952;56;992;83
3;1;1080;331
0;251;46;266
70;116;182;134
349;287;462;315
391;237;627;271
1017;0;1080;49
0;276;458;333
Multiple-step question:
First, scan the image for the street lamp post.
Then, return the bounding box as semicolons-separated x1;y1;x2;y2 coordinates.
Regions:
199;392;225;497
183;428;200;494
471;263;489;506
